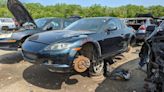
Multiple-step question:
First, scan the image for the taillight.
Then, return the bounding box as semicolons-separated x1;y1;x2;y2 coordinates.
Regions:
139;25;146;30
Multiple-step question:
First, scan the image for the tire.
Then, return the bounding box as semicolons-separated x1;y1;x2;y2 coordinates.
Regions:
80;44;104;76
130;36;136;47
87;46;104;76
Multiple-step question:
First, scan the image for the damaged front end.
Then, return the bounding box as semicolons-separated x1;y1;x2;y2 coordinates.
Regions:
143;21;164;92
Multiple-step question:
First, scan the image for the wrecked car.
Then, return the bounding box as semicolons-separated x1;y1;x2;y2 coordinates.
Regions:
22;17;135;76
0;0;78;50
139;21;164;92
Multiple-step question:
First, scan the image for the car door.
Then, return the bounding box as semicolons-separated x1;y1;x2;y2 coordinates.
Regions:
99;19;124;56
115;19;126;50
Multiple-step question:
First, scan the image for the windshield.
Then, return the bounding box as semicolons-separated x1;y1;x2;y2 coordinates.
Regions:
65;18;106;31
35;19;49;28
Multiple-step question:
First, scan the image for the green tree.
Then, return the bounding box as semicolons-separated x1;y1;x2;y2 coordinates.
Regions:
0;2;163;18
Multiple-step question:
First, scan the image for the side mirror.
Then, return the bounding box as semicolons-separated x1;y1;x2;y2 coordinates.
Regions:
106;26;117;32
46;26;53;30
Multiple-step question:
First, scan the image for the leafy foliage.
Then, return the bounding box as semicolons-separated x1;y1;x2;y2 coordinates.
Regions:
0;2;163;18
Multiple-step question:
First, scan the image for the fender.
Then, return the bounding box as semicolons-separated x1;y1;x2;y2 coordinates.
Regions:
80;37;102;57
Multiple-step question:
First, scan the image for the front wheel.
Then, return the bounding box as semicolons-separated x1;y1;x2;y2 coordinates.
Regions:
88;48;104;76
77;44;104;77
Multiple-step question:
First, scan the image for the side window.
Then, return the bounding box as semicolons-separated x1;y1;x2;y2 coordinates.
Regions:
106;19;121;30
116;19;123;29
107;19;117;28
51;20;61;30
46;20;61;30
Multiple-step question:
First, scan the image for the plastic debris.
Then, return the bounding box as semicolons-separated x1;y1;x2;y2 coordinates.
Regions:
110;68;131;80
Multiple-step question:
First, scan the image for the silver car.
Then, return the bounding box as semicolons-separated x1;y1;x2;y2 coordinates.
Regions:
0;18;16;30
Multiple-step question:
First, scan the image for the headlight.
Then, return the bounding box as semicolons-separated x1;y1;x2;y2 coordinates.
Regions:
44;43;71;50
0;33;12;38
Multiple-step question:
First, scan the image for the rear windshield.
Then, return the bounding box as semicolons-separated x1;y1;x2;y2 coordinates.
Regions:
126;19;147;25
0;18;13;23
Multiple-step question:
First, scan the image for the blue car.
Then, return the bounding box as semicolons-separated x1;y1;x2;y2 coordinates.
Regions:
22;17;135;76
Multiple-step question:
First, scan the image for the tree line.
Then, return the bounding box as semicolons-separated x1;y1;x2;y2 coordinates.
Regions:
0;2;164;19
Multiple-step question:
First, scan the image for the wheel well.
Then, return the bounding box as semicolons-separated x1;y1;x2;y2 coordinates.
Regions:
79;42;100;58
21;35;31;42
18;35;31;46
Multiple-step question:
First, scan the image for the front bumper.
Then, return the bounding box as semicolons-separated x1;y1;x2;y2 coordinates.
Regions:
22;48;77;73
0;39;19;50
21;40;81;73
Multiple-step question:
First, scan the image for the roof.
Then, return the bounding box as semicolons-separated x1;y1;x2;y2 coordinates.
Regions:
83;17;116;20
35;17;64;20
125;17;153;20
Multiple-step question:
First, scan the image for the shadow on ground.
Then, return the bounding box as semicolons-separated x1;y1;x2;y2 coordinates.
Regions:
23;65;78;90
0;51;23;64
95;59;146;92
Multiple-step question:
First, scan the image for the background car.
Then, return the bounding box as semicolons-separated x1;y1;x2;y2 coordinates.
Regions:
0;18;16;30
125;18;155;41
0;0;79;50
22;17;135;77
0;17;78;50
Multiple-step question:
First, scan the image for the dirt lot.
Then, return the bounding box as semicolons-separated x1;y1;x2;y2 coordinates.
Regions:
0;47;146;92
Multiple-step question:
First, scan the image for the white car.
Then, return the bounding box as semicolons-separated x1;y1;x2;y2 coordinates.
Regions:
0;18;16;30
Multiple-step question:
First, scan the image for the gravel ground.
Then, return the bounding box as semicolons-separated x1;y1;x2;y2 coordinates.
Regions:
0;47;146;92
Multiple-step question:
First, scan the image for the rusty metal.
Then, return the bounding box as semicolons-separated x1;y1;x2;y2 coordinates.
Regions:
73;56;91;73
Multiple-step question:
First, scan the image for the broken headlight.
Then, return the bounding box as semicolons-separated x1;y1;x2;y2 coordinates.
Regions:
44;43;71;51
